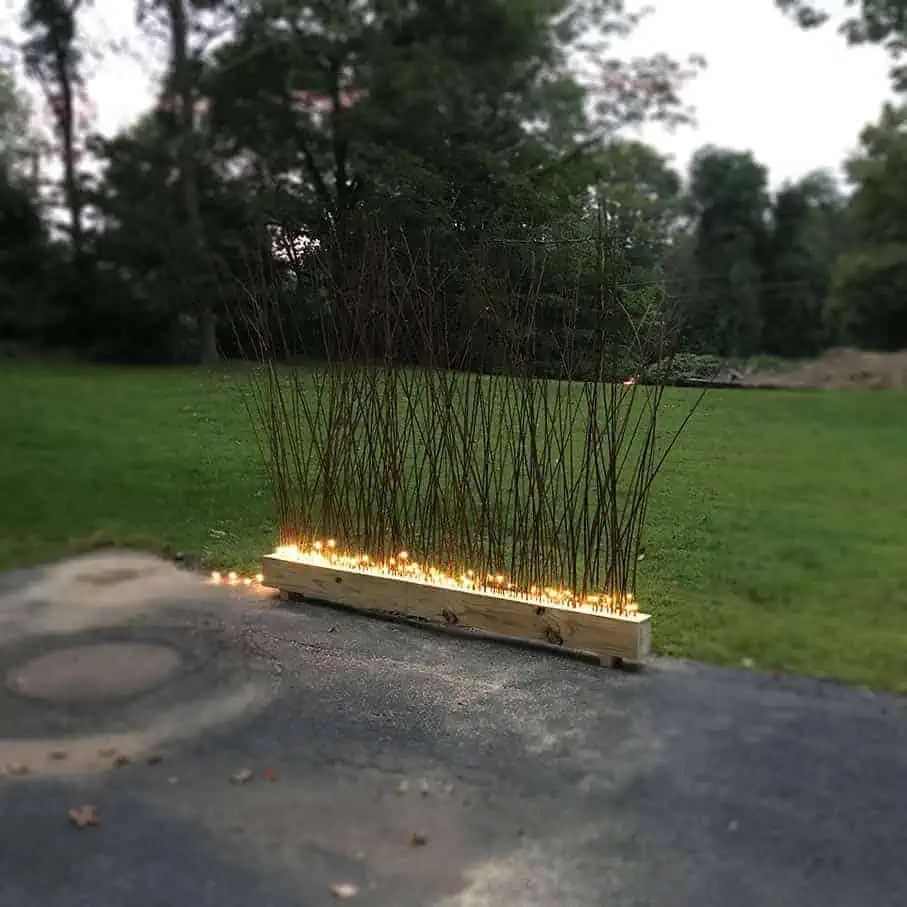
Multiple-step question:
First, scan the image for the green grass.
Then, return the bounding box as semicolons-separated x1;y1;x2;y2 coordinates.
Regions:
2;360;906;692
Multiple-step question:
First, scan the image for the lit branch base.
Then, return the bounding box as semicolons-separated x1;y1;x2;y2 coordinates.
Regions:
261;554;652;666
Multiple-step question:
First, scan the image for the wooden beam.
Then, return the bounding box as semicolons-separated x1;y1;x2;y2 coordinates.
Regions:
261;554;652;665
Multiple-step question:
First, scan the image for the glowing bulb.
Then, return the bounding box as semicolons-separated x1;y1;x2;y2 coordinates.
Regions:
266;540;640;616
228;571;238;585
255;573;264;584
211;571;221;584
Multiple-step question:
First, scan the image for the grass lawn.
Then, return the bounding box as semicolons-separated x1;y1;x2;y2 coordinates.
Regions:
2;359;906;692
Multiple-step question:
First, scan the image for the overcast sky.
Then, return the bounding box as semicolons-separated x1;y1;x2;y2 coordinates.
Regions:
629;1;893;186
3;0;895;188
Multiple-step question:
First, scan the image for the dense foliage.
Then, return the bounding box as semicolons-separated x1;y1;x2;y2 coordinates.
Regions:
1;0;906;365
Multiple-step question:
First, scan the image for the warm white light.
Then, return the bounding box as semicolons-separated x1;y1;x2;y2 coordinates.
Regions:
269;539;640;615
207;569;269;592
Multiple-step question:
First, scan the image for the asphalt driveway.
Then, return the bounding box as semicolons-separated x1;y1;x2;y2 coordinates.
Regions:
0;550;904;907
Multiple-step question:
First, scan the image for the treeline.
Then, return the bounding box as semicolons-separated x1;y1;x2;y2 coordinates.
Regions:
0;0;905;368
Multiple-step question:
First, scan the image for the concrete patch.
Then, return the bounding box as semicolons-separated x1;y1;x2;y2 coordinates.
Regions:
8;641;182;702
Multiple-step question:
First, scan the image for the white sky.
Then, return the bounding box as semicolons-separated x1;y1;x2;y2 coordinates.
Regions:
3;0;895;189
630;1;893;186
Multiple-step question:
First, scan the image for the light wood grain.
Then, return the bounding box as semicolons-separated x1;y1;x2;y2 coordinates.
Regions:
261;555;651;663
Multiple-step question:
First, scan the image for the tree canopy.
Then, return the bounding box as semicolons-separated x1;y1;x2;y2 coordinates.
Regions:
0;0;904;363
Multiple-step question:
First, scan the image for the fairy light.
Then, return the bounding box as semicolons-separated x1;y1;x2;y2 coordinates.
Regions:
207;569;270;592
206;541;641;615
268;540;641;616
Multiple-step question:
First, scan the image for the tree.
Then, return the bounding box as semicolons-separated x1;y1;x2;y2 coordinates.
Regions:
589;139;684;258
188;0;703;372
0;56;39;183
86;105;264;362
0;54;54;346
133;0;234;363
0;88;49;346
201;0;702;235
685;146;771;357
21;0;88;265
760;170;844;356
5;0;703;365
0;167;48;337
824;102;907;349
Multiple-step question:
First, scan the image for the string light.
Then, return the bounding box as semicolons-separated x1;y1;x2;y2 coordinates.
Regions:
207;570;268;591
268;540;640;615
207;540;640;616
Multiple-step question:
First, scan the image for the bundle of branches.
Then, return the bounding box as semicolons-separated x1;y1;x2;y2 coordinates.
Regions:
228;210;702;606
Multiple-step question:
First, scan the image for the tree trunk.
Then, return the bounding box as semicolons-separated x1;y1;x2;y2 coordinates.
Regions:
54;54;83;264
167;0;217;363
199;303;219;364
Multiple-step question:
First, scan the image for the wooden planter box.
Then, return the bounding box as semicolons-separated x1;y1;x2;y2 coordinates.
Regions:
261;554;651;665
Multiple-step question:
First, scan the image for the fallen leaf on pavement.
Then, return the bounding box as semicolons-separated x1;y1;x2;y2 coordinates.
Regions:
147;754;163;766
262;767;278;782
230;769;253;785
49;750;67;761
409;832;428;847
5;762;29;776
394;780;409;794
113;754;132;767
330;883;359;900
68;805;101;828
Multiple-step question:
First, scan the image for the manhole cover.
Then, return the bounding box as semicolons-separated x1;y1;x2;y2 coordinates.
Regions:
7;642;182;702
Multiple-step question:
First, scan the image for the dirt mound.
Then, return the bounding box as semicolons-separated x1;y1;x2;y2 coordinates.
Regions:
745;348;907;389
